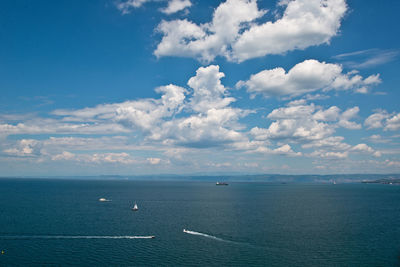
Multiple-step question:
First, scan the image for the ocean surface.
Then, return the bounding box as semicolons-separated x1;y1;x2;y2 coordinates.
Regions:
0;179;400;266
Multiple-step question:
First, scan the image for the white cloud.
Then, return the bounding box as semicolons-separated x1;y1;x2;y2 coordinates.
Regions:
365;134;390;144
306;140;380;159
311;150;348;159
116;0;150;14
333;49;399;69
155;0;264;63
253;144;302;156
364;110;390;129
3;139;42;157
302;136;351;150
313;106;340;121
252;116;333;142
160;0;192;15
50;84;186;135
0;63;393;171
385;113;400;131
236;59;381;97
88;152;136;164
351;143;376;154
338;107;361;130
155;0;347;63
247;102;372;161
386;160;400;167
0;119;130;138
147;157;162;164
117;0;191;15
51;151;75;161
187;65;235;112
153;107;246;147
273;144;302;156
232;0;347;62
268;103;316;119
41;136;153;153
364;110;400;131
207;162;232;168
0;65;249;151
253;102;361;143
115;85;186;132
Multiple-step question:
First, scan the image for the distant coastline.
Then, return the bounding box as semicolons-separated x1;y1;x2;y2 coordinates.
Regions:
362;178;400;185
1;173;399;183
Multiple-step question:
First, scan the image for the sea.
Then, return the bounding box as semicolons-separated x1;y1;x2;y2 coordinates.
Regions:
0;178;399;266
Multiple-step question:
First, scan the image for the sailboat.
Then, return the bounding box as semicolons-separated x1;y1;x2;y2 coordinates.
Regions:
132;202;138;211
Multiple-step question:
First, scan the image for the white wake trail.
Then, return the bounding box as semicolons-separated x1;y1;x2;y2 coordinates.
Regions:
182;229;230;243
0;235;155;239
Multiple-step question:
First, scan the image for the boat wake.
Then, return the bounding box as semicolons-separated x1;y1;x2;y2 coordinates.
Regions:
182;229;266;249
0;235;155;239
183;229;235;243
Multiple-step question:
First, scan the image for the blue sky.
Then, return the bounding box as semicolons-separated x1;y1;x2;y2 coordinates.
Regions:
1;0;400;176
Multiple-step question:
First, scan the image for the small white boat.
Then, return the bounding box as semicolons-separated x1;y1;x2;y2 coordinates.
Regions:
132;202;138;211
99;198;108;202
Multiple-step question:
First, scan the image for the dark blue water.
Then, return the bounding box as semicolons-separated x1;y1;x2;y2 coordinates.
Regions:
0;179;399;266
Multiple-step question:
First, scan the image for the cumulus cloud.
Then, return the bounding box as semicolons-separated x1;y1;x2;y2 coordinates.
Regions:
50;65;240;147
3;139;43;157
364;110;390;129
247;101;374;160
117;0;191;15
385;113;400;131
365;134;390;144
160;0;192;15
116;0;150;14
153;107;246;147
51;84;186;134
0;63;392;170
155;0;347;63
231;0;347;62
311;150;348;159
253;144;302;156
1;65;247;151
365;110;400;131
236;59;381;97
51;151;75;161
338;107;361;129
302;136;351;152
251;102;361;144
351;143;381;157
187;65;235;112
155;0;264;63
88;152;137;164
147;157;162;164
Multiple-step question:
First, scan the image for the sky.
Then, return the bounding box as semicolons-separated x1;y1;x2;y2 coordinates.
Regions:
1;0;400;176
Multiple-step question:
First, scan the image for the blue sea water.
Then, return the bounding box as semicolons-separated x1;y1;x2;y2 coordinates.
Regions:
0;179;400;266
